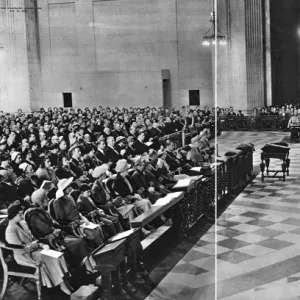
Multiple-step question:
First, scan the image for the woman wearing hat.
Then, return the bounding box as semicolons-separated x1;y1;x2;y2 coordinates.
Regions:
5;201;73;295
10;151;23;178
52;177;104;247
113;159;152;235
25;189;95;274
91;164;133;230
77;184;123;237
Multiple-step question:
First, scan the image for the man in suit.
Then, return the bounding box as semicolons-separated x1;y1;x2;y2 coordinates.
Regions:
164;139;182;173
68;143;85;179
134;131;149;155
131;156;162;204
95;137;109;164
105;136;121;167
124;136;136;159
188;136;206;164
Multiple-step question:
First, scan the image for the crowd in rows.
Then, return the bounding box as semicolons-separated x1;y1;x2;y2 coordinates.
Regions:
0;105;215;295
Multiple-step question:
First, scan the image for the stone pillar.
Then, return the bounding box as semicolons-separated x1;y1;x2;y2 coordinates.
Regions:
25;0;42;111
216;0;266;115
228;0;248;112
0;0;41;112
245;0;265;111
216;0;231;109
264;0;272;106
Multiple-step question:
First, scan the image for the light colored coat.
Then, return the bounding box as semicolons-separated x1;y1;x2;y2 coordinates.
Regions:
5;220;67;287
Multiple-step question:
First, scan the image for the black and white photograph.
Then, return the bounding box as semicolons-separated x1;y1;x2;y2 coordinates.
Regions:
0;0;299;299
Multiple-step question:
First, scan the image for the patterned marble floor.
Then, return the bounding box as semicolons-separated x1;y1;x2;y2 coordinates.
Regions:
146;131;300;300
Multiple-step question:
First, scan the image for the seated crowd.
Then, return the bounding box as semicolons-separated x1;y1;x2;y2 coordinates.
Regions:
0;105;215;295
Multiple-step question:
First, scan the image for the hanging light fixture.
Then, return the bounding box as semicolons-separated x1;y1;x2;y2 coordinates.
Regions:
202;1;226;47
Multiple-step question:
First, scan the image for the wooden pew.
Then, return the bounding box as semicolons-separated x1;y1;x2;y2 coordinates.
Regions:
130;192;184;250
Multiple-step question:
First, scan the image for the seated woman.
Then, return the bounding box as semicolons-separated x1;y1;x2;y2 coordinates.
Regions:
5;201;72;295
113;160;152;235
113;160;152;214
15;162;38;201
52;177;104;247
77;184;123;238
36;155;59;186
25;189;95;273
91;164;133;230
55;154;77;180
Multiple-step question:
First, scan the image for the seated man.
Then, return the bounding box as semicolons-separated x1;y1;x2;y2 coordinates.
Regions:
147;150;176;188
198;129;215;162
134;130;149;155
77;184;123;238
91;164;133;230
113;159;152;236
164;139;191;173
187;136;207;165
131;155;163;204
52;177;104;247
25;189;94;273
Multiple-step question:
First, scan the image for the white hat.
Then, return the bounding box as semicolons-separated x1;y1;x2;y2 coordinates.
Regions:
115;159;131;173
92;164;109;179
198;130;206;139
31;189;47;205
116;136;125;143
19;162;29;172
56;177;73;198
11;151;21;162
132;155;142;166
191;136;200;144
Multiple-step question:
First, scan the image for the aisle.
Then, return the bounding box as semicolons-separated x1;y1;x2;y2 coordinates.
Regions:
146;131;300;300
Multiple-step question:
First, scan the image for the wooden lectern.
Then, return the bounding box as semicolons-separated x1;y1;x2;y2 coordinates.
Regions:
92;239;128;300
108;228;144;292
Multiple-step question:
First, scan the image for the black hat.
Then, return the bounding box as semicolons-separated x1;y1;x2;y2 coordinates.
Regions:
79;184;91;193
0;152;10;162
7;200;22;220
48;144;59;151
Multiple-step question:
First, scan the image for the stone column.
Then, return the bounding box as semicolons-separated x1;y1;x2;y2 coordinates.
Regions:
216;0;266;115
264;0;272;106
216;0;231;109
245;0;265;111
0;0;41;112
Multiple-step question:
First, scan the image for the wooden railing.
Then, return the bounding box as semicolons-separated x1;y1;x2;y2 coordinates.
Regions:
219;115;289;131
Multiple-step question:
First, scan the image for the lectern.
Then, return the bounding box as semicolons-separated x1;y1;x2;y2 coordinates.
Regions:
92;239;128;300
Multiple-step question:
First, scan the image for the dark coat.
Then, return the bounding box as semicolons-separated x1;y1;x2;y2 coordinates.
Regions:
77;195;97;216
69;158;84;178
55;166;75;180
91;179;110;209
134;139;149;155
105;147;121;165
113;174;135;198
95;150;109;164
165;151;181;171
